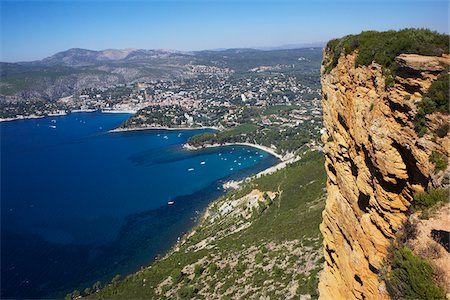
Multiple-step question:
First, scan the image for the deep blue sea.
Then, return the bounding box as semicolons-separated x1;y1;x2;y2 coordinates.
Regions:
1;112;278;299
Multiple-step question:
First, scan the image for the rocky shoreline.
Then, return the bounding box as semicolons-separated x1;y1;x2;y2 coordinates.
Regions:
0;112;67;123
109;125;219;133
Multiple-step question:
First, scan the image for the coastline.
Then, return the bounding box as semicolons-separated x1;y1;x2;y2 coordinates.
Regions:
0;109;133;123
183;142;285;160
0;115;47;123
101;109;137;114
109;125;219;133
140;148;302;282
3;108;303;298
0;111;68;123
221;153;301;190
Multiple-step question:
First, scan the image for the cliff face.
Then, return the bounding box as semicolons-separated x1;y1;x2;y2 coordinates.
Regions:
318;51;449;299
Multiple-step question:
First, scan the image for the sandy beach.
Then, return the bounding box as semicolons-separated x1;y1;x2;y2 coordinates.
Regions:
101;109;137;114
70;109;98;113
183;142;285;160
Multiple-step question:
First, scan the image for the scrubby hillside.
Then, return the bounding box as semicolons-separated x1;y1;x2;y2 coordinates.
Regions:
71;151;326;299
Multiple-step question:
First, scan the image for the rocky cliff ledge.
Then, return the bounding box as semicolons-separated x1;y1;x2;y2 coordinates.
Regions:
318;44;449;298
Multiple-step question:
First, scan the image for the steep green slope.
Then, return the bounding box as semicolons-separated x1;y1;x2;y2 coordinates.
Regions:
79;151;326;299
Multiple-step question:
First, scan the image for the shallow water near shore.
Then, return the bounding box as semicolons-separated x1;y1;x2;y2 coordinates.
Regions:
1;112;278;299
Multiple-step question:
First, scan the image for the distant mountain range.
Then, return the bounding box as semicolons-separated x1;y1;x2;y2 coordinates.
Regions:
0;46;324;102
22;48;195;67
14;43;325;66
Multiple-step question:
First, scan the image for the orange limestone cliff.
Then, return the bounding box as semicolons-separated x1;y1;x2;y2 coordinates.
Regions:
318;50;449;299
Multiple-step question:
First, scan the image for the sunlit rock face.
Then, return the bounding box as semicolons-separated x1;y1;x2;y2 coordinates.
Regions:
318;50;449;299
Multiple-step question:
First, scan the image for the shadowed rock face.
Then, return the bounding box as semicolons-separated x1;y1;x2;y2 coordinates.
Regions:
318;51;449;299
431;229;449;252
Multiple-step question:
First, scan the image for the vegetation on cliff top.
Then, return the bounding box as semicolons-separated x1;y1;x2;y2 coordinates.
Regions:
78;151;326;299
324;29;449;139
414;73;449;137
414;188;449;219
323;28;449;74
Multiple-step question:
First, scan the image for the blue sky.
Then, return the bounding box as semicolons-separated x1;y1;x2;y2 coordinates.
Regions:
1;0;448;62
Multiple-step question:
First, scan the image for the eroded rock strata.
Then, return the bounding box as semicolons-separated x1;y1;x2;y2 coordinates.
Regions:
318;51;449;299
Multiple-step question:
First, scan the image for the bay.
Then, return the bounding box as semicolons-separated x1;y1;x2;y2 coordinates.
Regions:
0;112;278;298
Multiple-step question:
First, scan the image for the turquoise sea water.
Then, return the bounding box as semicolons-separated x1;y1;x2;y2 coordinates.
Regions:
1;112;278;298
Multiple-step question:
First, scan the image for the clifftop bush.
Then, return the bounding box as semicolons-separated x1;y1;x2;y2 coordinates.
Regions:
324;29;449;73
385;246;445;299
414;73;449;137
414;188;448;219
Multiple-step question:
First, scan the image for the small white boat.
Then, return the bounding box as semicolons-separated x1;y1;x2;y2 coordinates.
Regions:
50;125;56;129
168;201;175;205
178;133;182;137
157;134;161;136
218;153;222;156
188;168;195;171
230;167;234;171
259;155;263;158
238;163;241;166
163;136;168;139
200;161;206;165
51;119;56;123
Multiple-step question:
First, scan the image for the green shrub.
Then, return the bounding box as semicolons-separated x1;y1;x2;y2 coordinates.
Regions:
235;262;246;274
161;284;170;294
92;281;102;291
414;73;449;136
429;151;448;172
194;264;204;277
170;269;184;284
178;285;196;299
425;73;449;113
385;247;445;299
255;252;264;264
272;265;282;278
324;29;449;74
208;263;218;275
395;218;418;246
414;188;449;219
222;264;231;274
111;274;122;284
65;290;81;300
435;123;449;138
384;70;395;88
